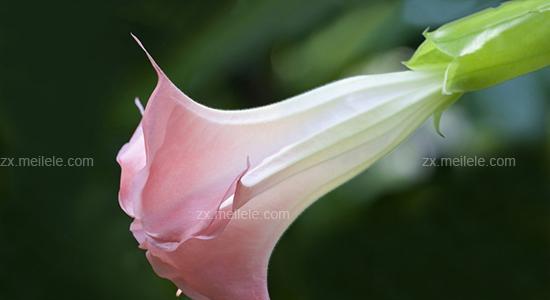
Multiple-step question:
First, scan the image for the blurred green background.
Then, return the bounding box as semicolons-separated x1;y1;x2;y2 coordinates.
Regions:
0;0;548;299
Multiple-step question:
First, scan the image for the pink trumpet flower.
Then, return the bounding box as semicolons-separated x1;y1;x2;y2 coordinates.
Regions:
117;36;459;300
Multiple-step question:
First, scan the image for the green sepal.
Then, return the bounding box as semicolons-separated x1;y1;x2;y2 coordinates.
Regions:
405;0;550;94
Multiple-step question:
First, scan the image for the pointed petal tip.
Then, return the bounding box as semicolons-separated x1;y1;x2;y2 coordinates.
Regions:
130;33;165;77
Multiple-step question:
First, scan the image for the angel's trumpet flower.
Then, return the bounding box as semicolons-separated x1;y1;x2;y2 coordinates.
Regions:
117;36;458;299
117;1;549;298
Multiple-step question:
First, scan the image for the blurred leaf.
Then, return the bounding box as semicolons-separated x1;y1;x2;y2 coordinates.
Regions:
166;0;350;92
271;1;403;89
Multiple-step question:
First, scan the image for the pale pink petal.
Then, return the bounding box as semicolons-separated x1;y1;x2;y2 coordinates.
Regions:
116;124;145;217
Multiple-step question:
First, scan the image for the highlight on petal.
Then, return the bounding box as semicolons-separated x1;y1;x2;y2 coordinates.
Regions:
117;37;459;299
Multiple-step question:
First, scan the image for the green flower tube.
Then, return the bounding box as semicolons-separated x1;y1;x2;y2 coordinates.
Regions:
405;0;550;94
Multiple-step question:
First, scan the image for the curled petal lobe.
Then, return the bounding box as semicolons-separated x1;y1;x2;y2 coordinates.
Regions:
117;124;145;217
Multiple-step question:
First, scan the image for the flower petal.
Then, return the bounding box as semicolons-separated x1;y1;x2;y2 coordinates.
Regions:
117;124;145;217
